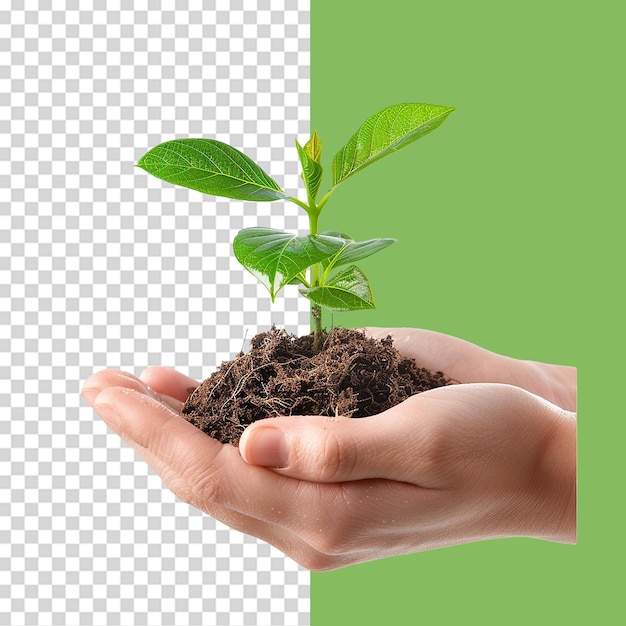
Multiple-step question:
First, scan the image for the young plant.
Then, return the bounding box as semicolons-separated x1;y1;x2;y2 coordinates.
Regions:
137;103;454;351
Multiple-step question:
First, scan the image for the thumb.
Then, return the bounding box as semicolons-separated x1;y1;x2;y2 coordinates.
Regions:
238;394;436;484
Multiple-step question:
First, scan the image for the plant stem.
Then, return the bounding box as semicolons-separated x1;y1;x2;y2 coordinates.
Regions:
312;305;323;352
287;196;310;212
308;205;323;352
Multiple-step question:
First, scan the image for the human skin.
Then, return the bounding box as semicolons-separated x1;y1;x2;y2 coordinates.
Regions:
81;328;576;571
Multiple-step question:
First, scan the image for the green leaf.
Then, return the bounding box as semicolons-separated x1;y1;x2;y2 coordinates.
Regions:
233;228;345;300
319;230;353;240
296;137;323;202
304;130;322;162
332;103;455;187
318;233;397;271
300;265;375;312
136;138;287;202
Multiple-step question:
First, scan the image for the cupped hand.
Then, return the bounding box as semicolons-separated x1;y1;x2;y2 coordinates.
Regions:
363;327;577;411
82;329;576;571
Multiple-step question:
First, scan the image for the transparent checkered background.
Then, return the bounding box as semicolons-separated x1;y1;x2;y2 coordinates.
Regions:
1;1;311;624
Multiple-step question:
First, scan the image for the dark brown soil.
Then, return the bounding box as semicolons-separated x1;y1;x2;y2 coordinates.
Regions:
181;327;449;446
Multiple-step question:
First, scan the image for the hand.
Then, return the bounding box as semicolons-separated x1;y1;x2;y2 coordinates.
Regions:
363;327;577;411
82;329;576;571
239;382;576;562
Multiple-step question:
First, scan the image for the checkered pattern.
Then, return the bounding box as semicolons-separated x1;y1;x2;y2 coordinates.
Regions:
1;2;311;625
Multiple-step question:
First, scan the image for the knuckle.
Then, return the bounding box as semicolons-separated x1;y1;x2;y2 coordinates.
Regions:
315;429;357;482
169;463;222;508
191;468;223;505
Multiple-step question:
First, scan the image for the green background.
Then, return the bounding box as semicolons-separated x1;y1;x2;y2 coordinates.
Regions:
310;0;624;624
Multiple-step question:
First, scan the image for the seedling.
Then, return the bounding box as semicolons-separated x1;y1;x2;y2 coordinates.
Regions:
137;103;454;351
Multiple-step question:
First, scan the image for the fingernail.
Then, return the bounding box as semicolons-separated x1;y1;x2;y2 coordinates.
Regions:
81;385;100;407
241;427;289;468
93;402;122;432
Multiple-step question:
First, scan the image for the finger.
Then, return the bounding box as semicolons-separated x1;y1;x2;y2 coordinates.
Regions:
82;369;161;407
362;327;504;384
89;385;340;530
362;326;470;372
83;368;184;414
239;392;448;485
140;366;199;403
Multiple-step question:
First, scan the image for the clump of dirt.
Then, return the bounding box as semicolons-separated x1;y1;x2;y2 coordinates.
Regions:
182;327;449;446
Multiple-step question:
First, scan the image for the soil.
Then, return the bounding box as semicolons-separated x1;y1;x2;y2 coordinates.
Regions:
181;327;449;446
